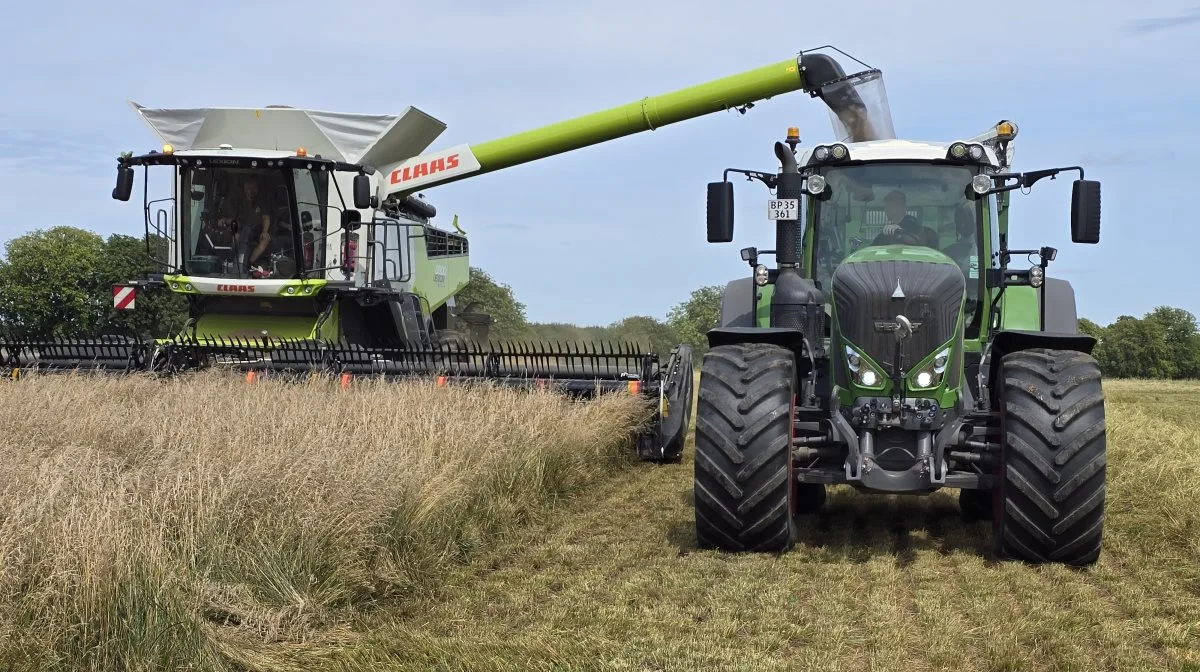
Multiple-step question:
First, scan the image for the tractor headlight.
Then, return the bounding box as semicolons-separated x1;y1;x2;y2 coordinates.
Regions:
971;174;992;195
1029;266;1044;288
754;264;769;286
806;174;826;195
910;347;951;390
845;344;883;389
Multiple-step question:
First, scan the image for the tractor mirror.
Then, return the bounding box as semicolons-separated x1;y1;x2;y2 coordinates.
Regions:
707;181;734;243
112;166;135;201
1070;179;1101;244
341;208;362;231
353;174;372;210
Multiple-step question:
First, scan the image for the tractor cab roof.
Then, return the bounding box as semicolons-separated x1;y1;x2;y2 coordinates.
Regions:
796;138;1002;168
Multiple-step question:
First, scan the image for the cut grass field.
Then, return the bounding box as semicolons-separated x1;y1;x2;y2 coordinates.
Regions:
2;373;1198;670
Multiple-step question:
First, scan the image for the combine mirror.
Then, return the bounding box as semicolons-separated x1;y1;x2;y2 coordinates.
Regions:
353;173;372;209
112;166;134;201
707;181;734;243
1071;179;1101;244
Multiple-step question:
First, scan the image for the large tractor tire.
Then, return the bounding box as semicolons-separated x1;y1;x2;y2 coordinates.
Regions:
694;342;797;552
994;348;1106;566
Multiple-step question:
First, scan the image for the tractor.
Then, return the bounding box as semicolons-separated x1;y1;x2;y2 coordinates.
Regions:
695;107;1106;566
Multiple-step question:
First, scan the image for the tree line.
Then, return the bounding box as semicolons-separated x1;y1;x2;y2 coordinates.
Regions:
0;225;1196;380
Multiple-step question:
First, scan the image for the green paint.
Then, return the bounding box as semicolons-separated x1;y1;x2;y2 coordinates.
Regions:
998;285;1041;331
841;244;959;266
469;59;805;176
754;283;774;328
408;227;470;313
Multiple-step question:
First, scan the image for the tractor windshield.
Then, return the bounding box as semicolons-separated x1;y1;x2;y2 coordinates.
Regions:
809;162;985;332
180;165;331;280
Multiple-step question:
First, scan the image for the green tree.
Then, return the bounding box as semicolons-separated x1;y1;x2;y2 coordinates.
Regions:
93;234;189;338
0;226;106;338
1145;305;1200;378
608;315;682;355
1092;315;1174;379
453;267;531;341
667;284;722;357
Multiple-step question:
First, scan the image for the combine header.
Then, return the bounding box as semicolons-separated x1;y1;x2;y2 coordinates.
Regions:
1;47;891;463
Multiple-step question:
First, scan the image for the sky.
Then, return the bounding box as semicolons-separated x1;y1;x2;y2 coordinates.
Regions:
1;0;1198;327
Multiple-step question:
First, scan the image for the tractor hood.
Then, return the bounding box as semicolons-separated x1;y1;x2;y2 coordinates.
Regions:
127;101;448;168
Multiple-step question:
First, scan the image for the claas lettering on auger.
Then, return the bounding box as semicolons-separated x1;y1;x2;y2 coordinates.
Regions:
694;105;1107;566
2;46;888;465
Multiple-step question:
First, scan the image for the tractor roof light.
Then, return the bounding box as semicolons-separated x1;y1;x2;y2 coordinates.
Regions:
948;142;986;162
787;126;800;142
296;147;308;157
754;264;769;286
809;143;850;165
162;144;174;155
996;120;1018;140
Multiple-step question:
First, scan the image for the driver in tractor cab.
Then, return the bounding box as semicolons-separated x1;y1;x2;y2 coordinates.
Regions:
872;190;937;247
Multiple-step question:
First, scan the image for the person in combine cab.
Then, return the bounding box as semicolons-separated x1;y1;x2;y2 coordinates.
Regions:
212;175;273;269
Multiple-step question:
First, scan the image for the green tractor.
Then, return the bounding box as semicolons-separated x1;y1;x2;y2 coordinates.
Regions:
695;110;1106;566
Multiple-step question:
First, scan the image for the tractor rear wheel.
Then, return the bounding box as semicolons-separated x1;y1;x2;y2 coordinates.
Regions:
693;342;796;552
994;348;1106;566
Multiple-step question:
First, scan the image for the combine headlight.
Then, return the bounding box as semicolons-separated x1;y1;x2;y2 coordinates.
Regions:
806;174;826;195
754;264;769;286
910;347;952;390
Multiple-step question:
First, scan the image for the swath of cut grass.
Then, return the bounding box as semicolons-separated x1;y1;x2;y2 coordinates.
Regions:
0;370;651;671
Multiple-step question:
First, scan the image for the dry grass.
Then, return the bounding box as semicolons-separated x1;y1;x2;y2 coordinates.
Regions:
329;378;1200;671
4;373;1199;671
0;371;650;671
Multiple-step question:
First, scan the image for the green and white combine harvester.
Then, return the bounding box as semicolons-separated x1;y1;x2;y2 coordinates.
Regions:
694;99;1107;564
0;47;890;463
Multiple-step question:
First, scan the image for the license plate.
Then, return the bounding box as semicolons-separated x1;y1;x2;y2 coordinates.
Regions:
767;198;798;221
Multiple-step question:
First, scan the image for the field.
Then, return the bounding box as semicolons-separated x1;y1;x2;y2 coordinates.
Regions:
1;373;1198;671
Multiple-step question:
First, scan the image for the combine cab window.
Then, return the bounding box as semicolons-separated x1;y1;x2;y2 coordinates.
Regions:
180;166;327;279
809;162;984;331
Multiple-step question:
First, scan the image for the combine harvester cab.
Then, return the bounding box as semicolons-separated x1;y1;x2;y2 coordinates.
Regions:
2;46;895;464
694;76;1108;566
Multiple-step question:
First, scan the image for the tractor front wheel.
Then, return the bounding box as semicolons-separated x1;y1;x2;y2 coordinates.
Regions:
995;348;1106;566
693;342;797;552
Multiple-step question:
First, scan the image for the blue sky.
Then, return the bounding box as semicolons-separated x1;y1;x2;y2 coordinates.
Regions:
1;0;1197;327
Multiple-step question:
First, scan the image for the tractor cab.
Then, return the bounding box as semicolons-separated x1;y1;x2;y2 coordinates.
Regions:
800;139;1000;340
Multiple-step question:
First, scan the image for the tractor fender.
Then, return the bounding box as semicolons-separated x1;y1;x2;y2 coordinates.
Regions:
719;278;756;328
982;329;1097;401
1042;277;1081;333
705;327;807;352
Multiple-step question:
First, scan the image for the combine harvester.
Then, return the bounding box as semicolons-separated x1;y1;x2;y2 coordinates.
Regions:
693;101;1107;564
1;47;894;463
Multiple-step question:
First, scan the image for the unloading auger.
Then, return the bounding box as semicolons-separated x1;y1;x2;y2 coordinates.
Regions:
0;46;893;462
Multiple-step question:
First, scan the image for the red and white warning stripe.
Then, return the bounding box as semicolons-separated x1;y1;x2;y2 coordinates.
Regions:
113;285;136;310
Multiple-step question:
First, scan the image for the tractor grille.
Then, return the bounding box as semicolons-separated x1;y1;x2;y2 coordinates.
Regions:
832;259;964;373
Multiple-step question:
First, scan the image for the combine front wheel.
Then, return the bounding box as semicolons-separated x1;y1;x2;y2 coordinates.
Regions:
994;348;1106;567
693;342;796;552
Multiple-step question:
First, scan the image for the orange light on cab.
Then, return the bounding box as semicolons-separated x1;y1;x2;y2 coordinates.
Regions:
296;147;308;157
